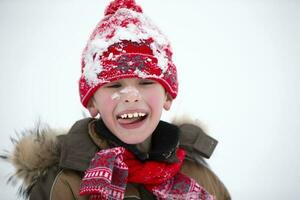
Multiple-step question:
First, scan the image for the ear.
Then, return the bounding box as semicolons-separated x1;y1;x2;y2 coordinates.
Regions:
163;94;173;111
87;99;99;118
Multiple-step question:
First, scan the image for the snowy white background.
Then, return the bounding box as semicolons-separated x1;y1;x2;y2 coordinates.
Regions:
0;0;299;199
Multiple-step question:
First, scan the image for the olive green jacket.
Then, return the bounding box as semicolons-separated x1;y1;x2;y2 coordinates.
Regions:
5;118;230;200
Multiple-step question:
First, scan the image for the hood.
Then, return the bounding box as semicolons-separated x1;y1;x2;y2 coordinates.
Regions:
1;124;64;196
173;116;218;160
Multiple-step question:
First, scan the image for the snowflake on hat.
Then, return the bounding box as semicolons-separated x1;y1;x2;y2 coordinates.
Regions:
79;0;178;108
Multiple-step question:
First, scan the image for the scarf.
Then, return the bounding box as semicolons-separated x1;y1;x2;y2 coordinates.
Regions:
79;147;214;200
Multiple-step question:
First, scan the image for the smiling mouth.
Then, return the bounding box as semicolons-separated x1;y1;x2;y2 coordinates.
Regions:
117;112;148;124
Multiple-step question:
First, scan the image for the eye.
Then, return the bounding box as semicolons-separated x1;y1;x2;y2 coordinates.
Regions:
105;83;121;88
140;80;155;85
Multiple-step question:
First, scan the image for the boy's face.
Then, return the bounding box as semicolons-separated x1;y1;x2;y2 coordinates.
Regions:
87;78;172;144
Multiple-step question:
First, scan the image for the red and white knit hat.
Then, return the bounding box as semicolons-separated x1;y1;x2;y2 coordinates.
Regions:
79;0;178;108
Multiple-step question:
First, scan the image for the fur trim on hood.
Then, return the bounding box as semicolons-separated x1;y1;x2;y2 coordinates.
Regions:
1;117;216;197
1;124;64;196
172;115;209;133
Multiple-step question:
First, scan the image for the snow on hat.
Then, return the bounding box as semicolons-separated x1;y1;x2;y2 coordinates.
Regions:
79;0;178;108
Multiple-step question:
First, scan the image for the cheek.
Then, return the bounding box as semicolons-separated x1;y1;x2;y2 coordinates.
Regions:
144;89;165;111
111;92;121;100
97;93;117;115
148;95;162;107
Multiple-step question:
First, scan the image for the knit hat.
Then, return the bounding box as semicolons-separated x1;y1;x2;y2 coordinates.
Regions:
79;0;178;108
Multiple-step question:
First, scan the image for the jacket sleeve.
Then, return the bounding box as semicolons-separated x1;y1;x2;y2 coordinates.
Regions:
181;160;231;200
178;123;231;200
29;166;60;200
50;169;89;200
29;168;85;200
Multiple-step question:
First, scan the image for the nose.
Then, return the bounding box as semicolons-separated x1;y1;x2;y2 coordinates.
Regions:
120;87;141;103
124;94;139;103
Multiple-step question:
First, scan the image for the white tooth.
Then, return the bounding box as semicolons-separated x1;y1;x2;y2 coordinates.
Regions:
138;113;145;117
133;112;138;117
123;114;128;118
128;113;133;118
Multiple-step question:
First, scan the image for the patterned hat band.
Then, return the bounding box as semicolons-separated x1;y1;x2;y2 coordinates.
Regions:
80;52;177;107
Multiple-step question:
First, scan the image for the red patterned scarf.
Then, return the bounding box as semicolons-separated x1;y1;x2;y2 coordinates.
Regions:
79;147;214;200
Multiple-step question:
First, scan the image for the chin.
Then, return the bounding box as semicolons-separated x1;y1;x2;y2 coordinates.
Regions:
117;131;151;144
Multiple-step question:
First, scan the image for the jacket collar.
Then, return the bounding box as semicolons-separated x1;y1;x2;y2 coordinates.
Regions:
94;119;179;162
59;118;180;172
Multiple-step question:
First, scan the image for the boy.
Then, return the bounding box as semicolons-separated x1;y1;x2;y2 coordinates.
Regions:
4;0;230;199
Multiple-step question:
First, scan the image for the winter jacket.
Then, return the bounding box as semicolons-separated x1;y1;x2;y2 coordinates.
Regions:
4;118;231;200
